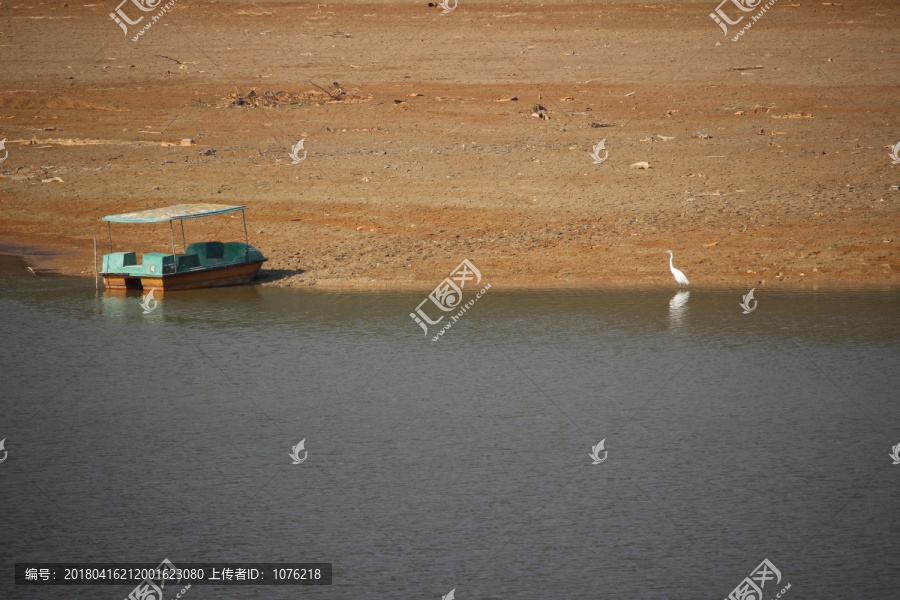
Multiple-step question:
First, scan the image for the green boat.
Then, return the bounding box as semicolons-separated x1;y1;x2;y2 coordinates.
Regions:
100;203;267;291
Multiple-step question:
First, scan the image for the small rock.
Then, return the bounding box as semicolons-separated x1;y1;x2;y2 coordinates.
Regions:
630;161;651;169
200;149;217;156
180;138;195;146
531;104;549;119
697;130;710;138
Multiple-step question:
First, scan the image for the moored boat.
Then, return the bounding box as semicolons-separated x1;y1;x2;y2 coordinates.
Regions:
100;203;267;291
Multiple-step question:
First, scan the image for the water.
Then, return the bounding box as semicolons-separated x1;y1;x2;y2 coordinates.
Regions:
1;254;899;599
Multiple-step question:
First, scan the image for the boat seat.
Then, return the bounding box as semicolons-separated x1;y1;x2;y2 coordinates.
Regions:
224;242;253;263
185;241;225;264
102;252;138;274
141;253;175;275
176;253;201;271
139;252;202;274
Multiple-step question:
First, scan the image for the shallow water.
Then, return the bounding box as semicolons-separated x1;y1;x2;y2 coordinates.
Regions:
1;254;899;599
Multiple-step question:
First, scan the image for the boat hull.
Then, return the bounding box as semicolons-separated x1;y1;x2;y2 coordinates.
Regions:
102;274;143;291
102;260;265;291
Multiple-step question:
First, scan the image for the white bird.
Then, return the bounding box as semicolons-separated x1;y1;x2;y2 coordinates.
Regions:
666;250;690;287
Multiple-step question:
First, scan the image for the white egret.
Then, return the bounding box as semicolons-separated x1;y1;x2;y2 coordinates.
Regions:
666;250;690;287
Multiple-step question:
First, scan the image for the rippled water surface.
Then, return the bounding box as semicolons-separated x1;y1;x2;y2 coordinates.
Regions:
1;255;899;599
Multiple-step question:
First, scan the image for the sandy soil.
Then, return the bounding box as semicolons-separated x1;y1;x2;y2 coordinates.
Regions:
0;0;898;288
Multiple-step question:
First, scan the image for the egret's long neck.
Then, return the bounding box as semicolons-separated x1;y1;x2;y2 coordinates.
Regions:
669;253;674;269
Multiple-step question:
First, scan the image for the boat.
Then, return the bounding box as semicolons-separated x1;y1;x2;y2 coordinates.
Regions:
100;203;267;291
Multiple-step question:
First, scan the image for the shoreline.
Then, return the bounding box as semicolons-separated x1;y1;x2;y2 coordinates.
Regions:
2;239;896;291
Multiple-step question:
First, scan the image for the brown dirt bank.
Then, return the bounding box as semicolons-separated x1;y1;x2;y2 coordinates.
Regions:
0;1;898;288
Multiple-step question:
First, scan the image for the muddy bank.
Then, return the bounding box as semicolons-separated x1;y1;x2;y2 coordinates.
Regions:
0;1;897;288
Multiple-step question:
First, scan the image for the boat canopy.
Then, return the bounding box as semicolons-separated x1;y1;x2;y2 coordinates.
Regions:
102;203;248;223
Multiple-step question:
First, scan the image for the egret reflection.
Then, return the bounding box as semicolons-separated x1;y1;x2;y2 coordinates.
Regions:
668;290;690;327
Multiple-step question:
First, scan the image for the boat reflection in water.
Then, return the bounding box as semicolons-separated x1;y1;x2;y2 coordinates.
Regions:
98;283;262;321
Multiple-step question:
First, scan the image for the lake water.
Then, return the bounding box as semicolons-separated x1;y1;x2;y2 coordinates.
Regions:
1;253;898;599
